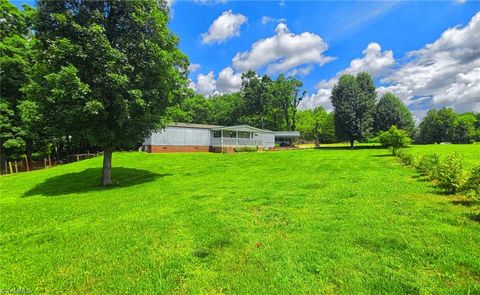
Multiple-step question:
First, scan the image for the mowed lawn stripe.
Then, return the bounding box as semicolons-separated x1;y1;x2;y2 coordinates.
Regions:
0;149;479;294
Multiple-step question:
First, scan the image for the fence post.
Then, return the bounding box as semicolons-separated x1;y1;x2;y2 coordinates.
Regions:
76;155;79;162
9;161;13;174
25;157;30;172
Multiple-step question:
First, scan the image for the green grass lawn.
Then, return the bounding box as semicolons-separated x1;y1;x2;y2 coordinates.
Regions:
1;148;479;294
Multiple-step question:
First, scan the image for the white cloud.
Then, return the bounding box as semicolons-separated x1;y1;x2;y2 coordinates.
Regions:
302;13;480;113
454;0;467;4
201;10;247;44
299;42;395;110
342;42;395;77
194;71;216;96
216;67;243;93
191;67;242;96
232;23;333;74
188;63;201;73
261;16;287;25
382;11;480;112
261;16;273;25
287;66;313;77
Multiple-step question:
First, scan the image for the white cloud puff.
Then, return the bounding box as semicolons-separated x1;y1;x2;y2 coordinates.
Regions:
191;67;242;96
382;12;480;112
232;23;333;74
188;63;201;73
201;10;247;44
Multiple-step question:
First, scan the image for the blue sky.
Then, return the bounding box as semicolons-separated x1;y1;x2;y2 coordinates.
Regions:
13;0;480;119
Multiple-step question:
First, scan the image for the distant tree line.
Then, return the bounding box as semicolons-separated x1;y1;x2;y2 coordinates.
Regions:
167;70;306;131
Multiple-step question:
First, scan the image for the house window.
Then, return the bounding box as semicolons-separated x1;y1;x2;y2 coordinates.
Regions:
238;131;250;138
223;130;236;138
213;130;222;138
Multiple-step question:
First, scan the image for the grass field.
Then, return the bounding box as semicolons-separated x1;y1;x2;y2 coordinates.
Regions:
408;143;480;169
1;147;479;293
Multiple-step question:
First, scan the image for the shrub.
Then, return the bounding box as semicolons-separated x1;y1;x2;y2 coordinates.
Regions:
416;153;440;180
436;153;465;194
463;165;480;198
397;149;416;166
378;125;412;155
234;146;258;153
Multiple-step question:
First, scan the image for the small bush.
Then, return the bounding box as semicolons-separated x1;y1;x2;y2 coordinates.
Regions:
463;165;480;198
234;146;258;153
436;153;465;194
378;126;411;155
397;149;416;166
416;153;440;180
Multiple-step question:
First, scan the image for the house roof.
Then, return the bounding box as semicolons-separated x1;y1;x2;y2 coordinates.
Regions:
274;131;301;138
211;125;275;133
167;122;223;129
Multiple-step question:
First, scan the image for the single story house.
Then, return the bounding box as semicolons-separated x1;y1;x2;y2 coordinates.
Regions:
141;123;300;153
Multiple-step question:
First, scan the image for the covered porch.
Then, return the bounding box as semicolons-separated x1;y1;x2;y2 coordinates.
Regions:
210;125;274;148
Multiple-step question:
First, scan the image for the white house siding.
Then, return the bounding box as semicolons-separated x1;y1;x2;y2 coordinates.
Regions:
145;127;211;146
262;133;275;148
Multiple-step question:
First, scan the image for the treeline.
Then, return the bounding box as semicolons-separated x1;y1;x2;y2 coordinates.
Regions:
169;71;480;147
167;70;306;131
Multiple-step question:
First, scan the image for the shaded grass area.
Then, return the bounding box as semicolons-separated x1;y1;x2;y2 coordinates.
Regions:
0;149;479;294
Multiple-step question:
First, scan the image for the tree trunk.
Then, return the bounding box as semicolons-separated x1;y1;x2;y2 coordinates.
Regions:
101;146;113;186
350;139;354;148
315;120;320;148
283;105;290;131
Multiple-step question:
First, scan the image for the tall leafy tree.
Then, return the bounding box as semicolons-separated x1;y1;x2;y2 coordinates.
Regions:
271;74;305;131
29;0;188;185
417;109;441;144
0;0;38;164
330;72;376;147
374;92;415;136
241;70;272;129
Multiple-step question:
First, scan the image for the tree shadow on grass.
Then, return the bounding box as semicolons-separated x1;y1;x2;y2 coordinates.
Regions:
469;213;480;223
23;167;171;197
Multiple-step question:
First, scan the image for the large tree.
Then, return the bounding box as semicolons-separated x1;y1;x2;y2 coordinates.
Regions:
29;0;188;185
0;0;39;166
374;92;415;136
330;72;376;147
241;70;272;129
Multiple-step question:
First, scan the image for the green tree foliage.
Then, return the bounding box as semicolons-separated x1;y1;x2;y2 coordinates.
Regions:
374;92;415;136
452;113;477;143
270;74;305;131
0;0;39;162
29;0;188;185
241;70;272;129
330;72;376;147
295;108;336;144
378;125;412;155
417;108;479;144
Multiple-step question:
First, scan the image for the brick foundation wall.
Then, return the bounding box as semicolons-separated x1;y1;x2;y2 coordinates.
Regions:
148;145;210;153
144;145;263;153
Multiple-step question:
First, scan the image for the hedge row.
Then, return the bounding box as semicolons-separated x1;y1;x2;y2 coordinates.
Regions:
396;149;480;198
